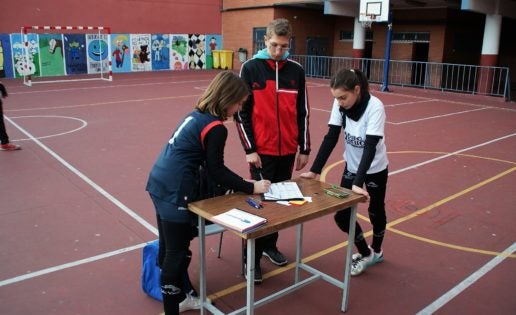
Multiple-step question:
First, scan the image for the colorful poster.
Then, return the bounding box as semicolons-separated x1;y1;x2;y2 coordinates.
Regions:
170;34;189;71
111;34;131;73
188;34;206;70
151;34;170;71
0;34;14;78
39;34;65;76
131;34;152;71
63;34;87;75
11;33;40;78
86;33;109;74
205;34;222;69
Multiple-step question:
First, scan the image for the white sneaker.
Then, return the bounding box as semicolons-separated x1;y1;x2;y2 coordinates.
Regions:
350;246;384;276
179;293;201;312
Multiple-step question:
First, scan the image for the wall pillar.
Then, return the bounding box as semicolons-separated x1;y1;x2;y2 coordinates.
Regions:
478;14;502;94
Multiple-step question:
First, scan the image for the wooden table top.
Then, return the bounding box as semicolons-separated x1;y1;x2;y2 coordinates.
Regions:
188;178;367;239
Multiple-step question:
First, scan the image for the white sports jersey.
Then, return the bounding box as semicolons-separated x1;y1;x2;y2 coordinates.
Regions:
328;95;388;174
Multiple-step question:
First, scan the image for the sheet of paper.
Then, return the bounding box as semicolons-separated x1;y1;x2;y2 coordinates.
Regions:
263;182;304;201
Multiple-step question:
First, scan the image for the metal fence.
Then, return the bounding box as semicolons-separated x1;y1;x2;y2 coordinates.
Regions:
289;55;512;100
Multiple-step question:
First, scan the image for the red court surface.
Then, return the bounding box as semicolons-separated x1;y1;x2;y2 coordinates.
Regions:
1;71;515;315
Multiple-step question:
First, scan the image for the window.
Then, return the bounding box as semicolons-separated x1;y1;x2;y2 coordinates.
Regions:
339;30;373;41
392;32;430;42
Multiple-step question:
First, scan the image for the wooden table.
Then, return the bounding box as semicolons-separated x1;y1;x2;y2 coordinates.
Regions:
189;178;367;315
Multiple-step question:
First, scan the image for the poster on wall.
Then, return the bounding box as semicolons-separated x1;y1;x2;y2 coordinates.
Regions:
151;34;170;71
86;33;109;74
39;34;66;76
0;34;14;78
111;34;131;73
63;34;87;75
170;34;188;71
205;34;222;69
131;34;151;71
188;34;206;70
10;33;40;78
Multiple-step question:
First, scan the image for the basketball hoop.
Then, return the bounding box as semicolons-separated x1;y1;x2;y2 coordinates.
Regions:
360;14;376;29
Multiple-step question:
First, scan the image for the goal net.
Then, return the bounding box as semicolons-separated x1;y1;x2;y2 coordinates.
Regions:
19;26;112;86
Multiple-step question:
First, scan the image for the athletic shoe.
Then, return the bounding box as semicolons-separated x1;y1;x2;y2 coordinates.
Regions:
0;143;21;151
263;248;288;266
179;293;201;312
350;246;384;276
244;263;263;284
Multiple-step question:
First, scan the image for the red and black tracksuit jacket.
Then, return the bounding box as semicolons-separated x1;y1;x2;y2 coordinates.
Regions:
236;58;310;156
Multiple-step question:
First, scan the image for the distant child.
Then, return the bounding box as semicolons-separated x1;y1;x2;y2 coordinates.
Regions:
0;83;21;151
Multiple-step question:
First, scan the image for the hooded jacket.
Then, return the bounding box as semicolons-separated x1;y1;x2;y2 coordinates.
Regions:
236;48;310;156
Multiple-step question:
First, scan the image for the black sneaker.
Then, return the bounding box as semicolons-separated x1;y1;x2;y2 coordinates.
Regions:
263;248;288;266
244;263;263;284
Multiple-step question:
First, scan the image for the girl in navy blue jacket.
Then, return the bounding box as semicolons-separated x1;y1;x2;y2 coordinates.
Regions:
147;71;271;315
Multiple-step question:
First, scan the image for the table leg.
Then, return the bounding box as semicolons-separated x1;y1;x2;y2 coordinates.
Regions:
198;216;207;315
294;224;303;283
246;238;255;315
341;205;357;312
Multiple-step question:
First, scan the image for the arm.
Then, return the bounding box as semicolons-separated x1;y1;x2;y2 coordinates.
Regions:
235;64;257;155
0;83;7;98
204;124;255;194
353;135;381;187
309;124;341;174
296;69;310;155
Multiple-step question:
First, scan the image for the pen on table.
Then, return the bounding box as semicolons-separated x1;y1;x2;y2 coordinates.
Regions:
246;197;263;209
226;213;251;223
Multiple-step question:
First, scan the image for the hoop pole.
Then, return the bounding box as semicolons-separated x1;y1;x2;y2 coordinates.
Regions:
381;11;393;92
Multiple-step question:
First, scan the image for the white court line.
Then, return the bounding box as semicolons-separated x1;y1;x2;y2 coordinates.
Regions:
0;243;148;287
416;242;516;315
4;116;159;235
389;132;516;176
10;115;88;141
1;120;514;288
8;79;212;95
389;107;488;125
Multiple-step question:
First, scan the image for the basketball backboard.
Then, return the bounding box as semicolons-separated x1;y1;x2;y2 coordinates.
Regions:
359;0;389;23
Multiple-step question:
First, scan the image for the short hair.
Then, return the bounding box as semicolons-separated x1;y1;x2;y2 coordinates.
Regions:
330;68;369;93
266;18;292;39
196;71;249;121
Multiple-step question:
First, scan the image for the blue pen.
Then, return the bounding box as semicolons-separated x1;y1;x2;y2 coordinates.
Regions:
227;213;251;224
246;197;263;209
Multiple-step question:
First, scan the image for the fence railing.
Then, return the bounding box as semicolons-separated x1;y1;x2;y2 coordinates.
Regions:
289;55;511;100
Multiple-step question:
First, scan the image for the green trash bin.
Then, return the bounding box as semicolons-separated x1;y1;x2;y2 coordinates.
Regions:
219;50;233;70
212;50;221;69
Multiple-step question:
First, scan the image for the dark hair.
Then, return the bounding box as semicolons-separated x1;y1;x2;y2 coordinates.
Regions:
266;18;292;38
196;71;249;120
330;68;369;93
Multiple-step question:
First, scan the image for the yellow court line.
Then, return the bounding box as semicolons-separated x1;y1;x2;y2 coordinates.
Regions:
209;159;516;301
387;166;516;226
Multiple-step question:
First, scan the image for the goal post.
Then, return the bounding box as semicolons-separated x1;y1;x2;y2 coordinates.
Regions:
20;25;112;86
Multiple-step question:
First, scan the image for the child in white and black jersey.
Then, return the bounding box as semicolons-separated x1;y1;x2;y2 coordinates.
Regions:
301;68;388;276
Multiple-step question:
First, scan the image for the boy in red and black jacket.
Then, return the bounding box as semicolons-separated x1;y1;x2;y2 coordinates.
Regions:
235;18;310;283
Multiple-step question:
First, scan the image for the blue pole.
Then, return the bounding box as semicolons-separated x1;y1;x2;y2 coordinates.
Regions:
381;11;393;92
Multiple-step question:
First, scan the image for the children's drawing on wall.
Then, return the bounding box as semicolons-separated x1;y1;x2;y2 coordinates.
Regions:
111;34;131;73
0;34;14;78
151;34;170;71
205;34;221;69
64;34;87;75
86;33;109;74
170;34;188;71
131;34;152;71
39;34;65;76
11;33;39;78
188;34;205;70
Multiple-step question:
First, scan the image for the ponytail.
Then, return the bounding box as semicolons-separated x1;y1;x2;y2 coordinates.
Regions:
330;68;369;94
